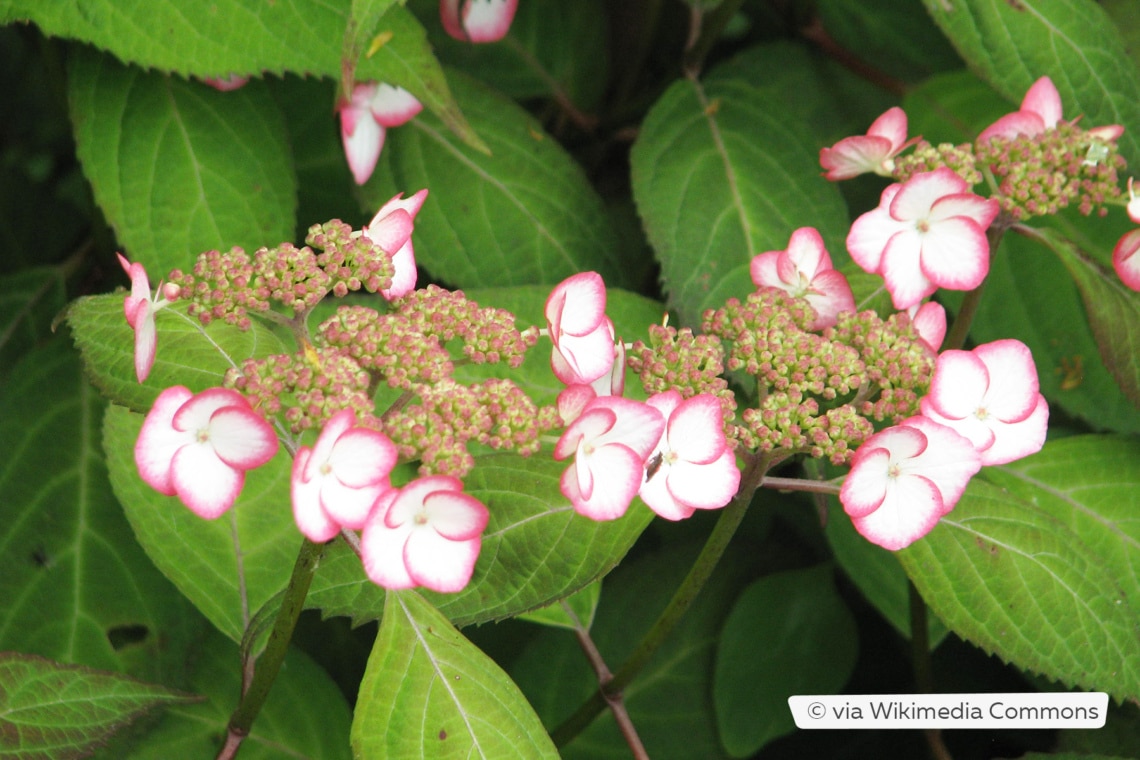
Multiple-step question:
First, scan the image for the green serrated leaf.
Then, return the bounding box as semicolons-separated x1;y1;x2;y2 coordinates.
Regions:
1028;227;1140;410
922;0;1140;167
898;474;1140;703
0;653;199;760
630;73;849;329
64;294;289;415
67;48;297;275
517;581;602;632
0;340;199;682
714;565;858;757
351;589;559;759
101;627;352;760
376;68;626;289
102;404;297;643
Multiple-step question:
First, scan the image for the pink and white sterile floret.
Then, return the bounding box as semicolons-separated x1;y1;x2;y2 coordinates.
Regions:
202;74;249;92
440;0;518;44
847;168;1000;309
135;386;279;519
339;82;423;185
361;475;489;593
1113;228;1140;291
117;253;179;383
545;272;617;386
291;409;398;542
920;339;1049;466
638;391;740;521
819;107;919;181
555;396;665;520
977;76;1123;144
750;227;855;329
362;189;429;299
840;415;981;551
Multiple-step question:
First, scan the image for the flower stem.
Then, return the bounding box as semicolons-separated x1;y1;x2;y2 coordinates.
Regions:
909;580;953;760
217;538;325;760
550;452;770;747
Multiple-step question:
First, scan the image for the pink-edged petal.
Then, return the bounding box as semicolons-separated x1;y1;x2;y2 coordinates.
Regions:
901;416;980;509
291;449;342;542
384;475;464;528
920;398;998;453
132;300;157;382
975;394;1048;466
595;397;666;460
117;253;151;305
547;272;607;336
439;0;466;39
1021;76;1062;127
383;241;417;299
977;111;1046;144
640;475;697;521
423;490;489;541
867;106;909;151
590;338;626;397
666;450;740;510
783;227;831;279
302;410;355;480
567;443;644;520
340;108;384;185
170;444;244;519
1113;229;1140;291
918;218;990;292
205;406;279;469
973;339;1040;422
557;384;598;425
880;231;936;309
134;386;194;495
847;202;903;274
361;522;415;589
928;193;1000;228
925;349;990;419
328;428;397;488
1088;124;1124;141
363;207;414;255
552;323;615;385
666;394;728;465
839;447;891;518
889;168;968;220
819;135;895;180
909;301;946;352
322;480;388;530
645;389;682;419
405;530;481;593
803;269;855;329
369;84;423;127
371;189;429;224
850;473;944;551
554;405;617;460
449;0;518;43
750;251;782;289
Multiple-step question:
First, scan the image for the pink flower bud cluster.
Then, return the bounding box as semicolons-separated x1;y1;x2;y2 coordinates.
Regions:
626;323;735;419
169;247;271;329
305;219;398;297
892;141;981;186
318;305;454;391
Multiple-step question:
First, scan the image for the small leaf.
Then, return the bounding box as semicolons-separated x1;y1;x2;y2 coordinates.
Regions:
630;73;848;328
1032;227;1140;410
898;471;1140;703
923;0;1140;167
714;565;858;757
377;69;626;289
517;582;602;632
0;653;198;760
351;589;559;759
67;48;297;275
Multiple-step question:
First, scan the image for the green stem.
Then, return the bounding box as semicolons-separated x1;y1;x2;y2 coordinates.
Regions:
217;538;325;760
682;0;747;75
550;452;770;747
942;220;1010;352
909;581;953;760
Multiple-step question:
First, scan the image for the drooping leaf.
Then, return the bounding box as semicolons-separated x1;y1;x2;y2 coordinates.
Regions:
374;69;627;289
103;627;352;760
0;653;198;760
923;0;1140;167
630;72;849;328
64;294;289;416
67;48;297;276
101;404;297;643
714;565;858;757
0;340;200;682
898;470;1140;703
351;589;559;759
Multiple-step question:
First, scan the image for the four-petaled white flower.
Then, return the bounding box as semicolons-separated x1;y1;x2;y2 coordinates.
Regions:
847;168;1000;309
819;106;919;181
117;254;179;383
920;339;1049;466
361;475;489;593
440;0;518;43
291;409;398;542
750;227;855;329
135;386;279;519
840;415;981;551
639;391;739;521
339;82;423;186
545;272;618;386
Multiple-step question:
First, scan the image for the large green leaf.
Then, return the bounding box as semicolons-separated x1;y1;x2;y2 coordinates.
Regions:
923;0;1140;167
102;627;352;760
376;69;627;289
102;404;297;643
713;565;858;757
0;340;199;682
630;72;849;328
898;462;1140;702
0;653;197;760
65;294;289;415
67;48;297;275
351;589;559;759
